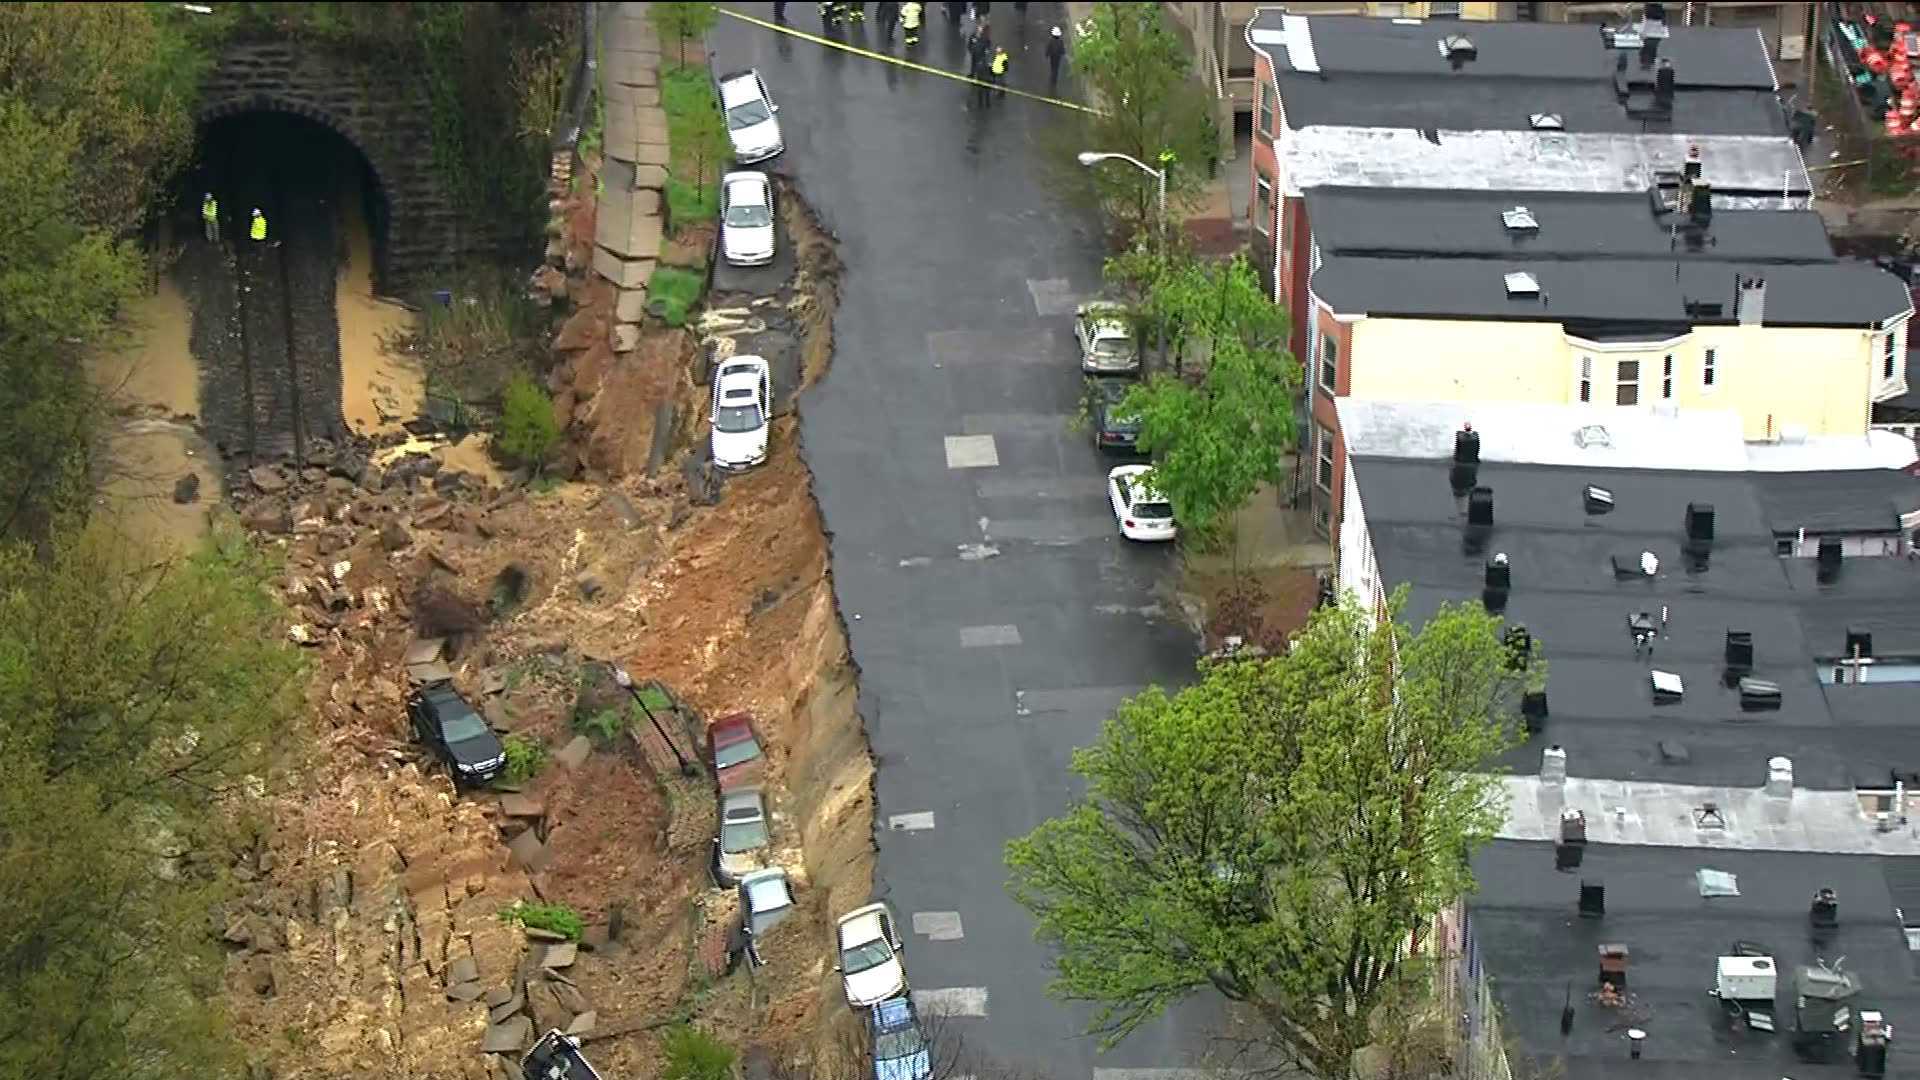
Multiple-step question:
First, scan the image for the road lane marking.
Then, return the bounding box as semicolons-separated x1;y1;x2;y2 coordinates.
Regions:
888;811;937;831
944;434;999;469
911;910;965;940
717;8;1101;114
913;986;989;1017
959;624;1021;647
1026;277;1079;316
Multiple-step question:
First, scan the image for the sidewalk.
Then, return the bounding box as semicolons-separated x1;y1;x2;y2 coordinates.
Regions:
595;3;670;353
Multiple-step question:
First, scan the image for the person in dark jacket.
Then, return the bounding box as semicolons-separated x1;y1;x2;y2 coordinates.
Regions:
945;1;964;24
1045;24;1065;87
878;0;899;39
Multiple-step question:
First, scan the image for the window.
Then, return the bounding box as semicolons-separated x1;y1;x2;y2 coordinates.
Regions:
1315;423;1335;491
1661;354;1674;400
1885;325;1903;381
1776;538;1794;556
1703;347;1717;389
1578;356;1593;403
1257;82;1274;139
1319;333;1338;394
1255;175;1273;237
1427;1;1464;17
1615;360;1640;406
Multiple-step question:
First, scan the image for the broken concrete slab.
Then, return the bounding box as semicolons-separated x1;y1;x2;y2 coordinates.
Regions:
405;638;448;665
407;660;455;686
506;829;552;873
483;985;515;1008
524;925;569;943
553;735;592;770
446;980;486;1003
481;1014;532;1054
487;984;525;1024
602;82;660;108
565;1011;598;1038
605;109;670;147
604;137;670;168
612;324;641;354
615;288;649;323
603;53;659;88
539;942;578;970
631;163;668;191
591;246;658;290
553;981;590;1015
498;793;545;819
594;196;664;260
446;956;480;987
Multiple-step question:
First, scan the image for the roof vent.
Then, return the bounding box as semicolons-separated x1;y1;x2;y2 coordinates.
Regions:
1504;271;1540;297
1572;424;1612;449
1583;485;1615;514
1439;34;1476;67
1502;206;1539;231
1529;112;1564;130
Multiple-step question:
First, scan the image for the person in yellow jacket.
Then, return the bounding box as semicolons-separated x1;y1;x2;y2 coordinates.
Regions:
201;193;219;243
901;0;921;48
249;208;268;243
990;45;1009;99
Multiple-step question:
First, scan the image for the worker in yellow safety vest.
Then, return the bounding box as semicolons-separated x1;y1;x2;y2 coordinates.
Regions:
990;45;1009;98
201;193;220;242
250;208;267;243
901;0;921;47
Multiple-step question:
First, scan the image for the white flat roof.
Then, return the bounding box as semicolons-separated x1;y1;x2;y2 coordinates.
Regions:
1337;399;1919;472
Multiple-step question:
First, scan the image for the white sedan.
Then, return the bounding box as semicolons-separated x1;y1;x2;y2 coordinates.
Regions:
1074;301;1139;374
719;68;784;163
721;171;775;267
710;356;771;472
1108;464;1176;542
833;902;907;1008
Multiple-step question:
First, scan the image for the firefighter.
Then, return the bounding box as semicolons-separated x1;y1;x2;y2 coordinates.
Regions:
990;44;1009;97
901;0;922;47
201;192;220;243
1045;25;1065;87
249;207;268;243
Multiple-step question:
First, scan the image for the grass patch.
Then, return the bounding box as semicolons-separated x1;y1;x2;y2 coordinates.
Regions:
499;900;585;942
649;265;706;327
573;707;629;746
499;734;546;786
659;63;728;230
632;683;674;714
664;174;719;228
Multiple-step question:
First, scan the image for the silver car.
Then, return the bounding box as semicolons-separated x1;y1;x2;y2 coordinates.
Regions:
715;787;771;885
1074;301;1140;374
719;69;784;163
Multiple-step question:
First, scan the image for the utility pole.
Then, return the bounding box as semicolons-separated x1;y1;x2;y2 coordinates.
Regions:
1804;0;1822;99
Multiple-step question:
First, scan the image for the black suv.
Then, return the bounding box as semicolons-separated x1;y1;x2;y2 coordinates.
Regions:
407;681;506;785
1088;377;1142;453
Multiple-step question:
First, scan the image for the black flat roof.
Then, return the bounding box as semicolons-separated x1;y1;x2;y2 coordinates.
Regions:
1469;840;1920;1080
1256;13;1789;136
1352;455;1920;788
1311;255;1910;327
1303;188;1837;262
1754;469;1919;535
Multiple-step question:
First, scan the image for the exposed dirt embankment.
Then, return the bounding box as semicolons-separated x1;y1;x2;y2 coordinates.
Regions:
223;187;873;1080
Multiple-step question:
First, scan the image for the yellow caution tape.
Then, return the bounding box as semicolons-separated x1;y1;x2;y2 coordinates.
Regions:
718;7;1102;114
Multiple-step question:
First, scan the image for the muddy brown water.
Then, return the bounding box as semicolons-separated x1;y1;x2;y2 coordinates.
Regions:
335;187;423;437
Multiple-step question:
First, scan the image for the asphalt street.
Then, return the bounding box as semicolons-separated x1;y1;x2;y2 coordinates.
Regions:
707;4;1211;1076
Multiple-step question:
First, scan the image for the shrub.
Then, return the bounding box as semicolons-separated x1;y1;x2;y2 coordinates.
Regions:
573;707;627;746
500;901;584;942
648;265;706;327
661;1026;735;1080
496;372;560;471
500;734;546;786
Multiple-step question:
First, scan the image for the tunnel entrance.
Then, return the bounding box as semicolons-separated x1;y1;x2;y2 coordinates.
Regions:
169;110;396;463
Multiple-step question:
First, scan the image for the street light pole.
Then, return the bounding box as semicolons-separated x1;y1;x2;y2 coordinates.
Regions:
1076;150;1168;258
611;666;695;776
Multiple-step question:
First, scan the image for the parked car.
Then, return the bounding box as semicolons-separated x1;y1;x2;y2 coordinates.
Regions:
1074;300;1139;374
834;902;907;1008
407;680;505;785
718;68;784;163
706;710;767;792
710;356;772;471
868;997;934;1080
738;867;796;963
1088;377;1142;452
1107;464;1176;542
714;787;772;885
721;171;776;267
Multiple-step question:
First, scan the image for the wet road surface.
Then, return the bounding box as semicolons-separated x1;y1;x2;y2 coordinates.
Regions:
708;5;1211;1075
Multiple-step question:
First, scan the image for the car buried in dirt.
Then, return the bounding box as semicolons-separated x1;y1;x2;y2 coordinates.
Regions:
869;997;934;1080
714;787;772;885
710;356;772;472
706;710;767;793
407;680;505;786
738;866;796;965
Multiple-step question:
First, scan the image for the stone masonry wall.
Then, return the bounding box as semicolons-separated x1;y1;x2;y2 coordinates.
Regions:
199;42;524;298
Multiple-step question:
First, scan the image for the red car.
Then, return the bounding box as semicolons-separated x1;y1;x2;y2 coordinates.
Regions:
706;711;767;792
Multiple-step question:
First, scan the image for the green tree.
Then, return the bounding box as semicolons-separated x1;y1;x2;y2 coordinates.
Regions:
1006;595;1532;1078
497;372;561;472
661;67;731;200
662;1025;736;1080
650;2;720;67
0;521;305;1079
1056;3;1215;242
